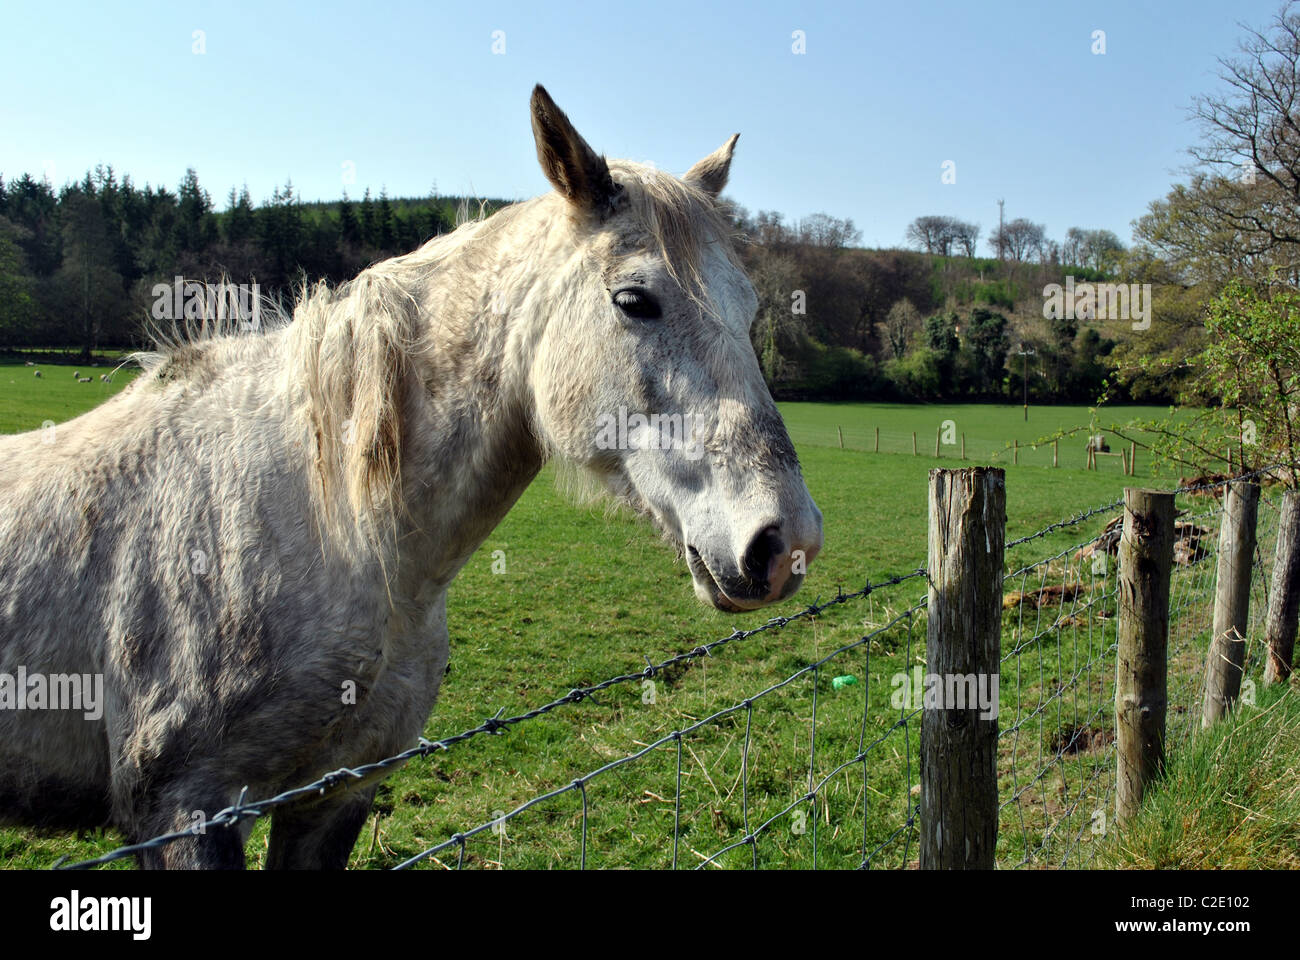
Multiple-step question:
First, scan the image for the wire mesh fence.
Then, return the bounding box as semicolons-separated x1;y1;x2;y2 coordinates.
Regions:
782;420;1141;473
396;591;932;870
998;519;1123;868
51;471;1291;871
994;473;1285;868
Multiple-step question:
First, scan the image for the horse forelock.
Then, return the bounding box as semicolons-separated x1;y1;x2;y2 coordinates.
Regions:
604;161;744;320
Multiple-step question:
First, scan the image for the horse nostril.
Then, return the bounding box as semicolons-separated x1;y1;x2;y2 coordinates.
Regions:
742;526;783;587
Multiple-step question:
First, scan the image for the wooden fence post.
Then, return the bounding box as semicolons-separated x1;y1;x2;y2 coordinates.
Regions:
1013;439;1019;465
837;426;843;449
1115;488;1175;824
875;427;880;453
1129;442;1138;476
921;467;1004;869
912;432;917;456
1202;480;1261;727
935;426;940;458
961;433;966;460
1053;439;1058;468
1264;489;1300;684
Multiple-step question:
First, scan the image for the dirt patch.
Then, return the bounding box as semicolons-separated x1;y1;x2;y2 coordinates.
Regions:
1003;583;1083;610
1049;724;1115;755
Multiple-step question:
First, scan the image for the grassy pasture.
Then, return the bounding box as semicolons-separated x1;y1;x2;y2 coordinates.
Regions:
0;360;139;435
0;375;1276;868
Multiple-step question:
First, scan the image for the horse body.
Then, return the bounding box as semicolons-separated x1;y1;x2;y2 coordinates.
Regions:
0;86;823;867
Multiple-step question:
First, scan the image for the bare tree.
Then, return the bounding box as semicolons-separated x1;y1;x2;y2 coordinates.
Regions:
905;215;951;254
951;220;980;257
905;215;979;257
1154;0;1300;283
988;218;1046;262
1062;227;1086;266
796;213;861;248
1193;2;1300;212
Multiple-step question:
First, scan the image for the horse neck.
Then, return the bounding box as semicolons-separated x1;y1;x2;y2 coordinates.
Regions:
393;200;564;582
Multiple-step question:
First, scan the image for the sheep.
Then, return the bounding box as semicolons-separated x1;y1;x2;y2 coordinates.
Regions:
78;377;92;383
33;369;41;378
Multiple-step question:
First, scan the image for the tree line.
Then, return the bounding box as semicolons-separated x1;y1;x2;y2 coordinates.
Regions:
0;167;482;356
728;205;1123;404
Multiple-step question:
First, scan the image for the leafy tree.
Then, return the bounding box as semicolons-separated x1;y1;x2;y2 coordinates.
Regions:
883;297;920;359
963;307;1010;396
56;188;124;358
0;220;36;345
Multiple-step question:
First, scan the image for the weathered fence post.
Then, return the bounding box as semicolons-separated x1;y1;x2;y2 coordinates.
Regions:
1053;439;1058;468
1202;479;1261;727
874;427;880;453
837;425;844;449
1115;488;1175;824
1264;489;1300;684
921;467;1004;869
1013;439;1019;465
935;426;940;457
912;431;918;456
961;433;966;460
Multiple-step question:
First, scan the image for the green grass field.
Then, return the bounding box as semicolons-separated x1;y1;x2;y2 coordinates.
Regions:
0;365;1281;869
0;359;139;435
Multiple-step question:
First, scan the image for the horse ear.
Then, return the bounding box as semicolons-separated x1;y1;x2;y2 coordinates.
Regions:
530;85;617;214
684;134;739;198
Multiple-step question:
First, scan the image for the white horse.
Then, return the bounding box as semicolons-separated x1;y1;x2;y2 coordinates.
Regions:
0;86;823;868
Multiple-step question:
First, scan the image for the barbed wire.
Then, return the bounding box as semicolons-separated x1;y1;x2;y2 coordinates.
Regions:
395;601;929;870
1004;463;1286;551
57;568;929;870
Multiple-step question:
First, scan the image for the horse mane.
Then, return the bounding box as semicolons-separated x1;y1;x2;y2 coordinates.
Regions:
289;272;422;562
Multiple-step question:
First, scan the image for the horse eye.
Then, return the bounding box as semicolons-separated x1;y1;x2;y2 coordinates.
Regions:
612;288;662;320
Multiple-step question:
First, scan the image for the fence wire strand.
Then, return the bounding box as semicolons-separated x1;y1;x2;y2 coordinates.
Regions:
52;470;1287;871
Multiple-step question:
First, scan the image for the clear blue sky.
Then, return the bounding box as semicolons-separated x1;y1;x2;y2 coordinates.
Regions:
0;0;1281;250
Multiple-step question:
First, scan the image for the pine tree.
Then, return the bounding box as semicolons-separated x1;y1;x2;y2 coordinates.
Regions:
225;185;256;245
376;188;395;251
359;187;375;248
338;191;361;247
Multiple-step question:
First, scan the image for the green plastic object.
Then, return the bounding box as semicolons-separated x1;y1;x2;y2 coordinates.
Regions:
831;674;859;690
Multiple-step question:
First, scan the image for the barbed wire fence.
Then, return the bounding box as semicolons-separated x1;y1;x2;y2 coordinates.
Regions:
52;469;1292;871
